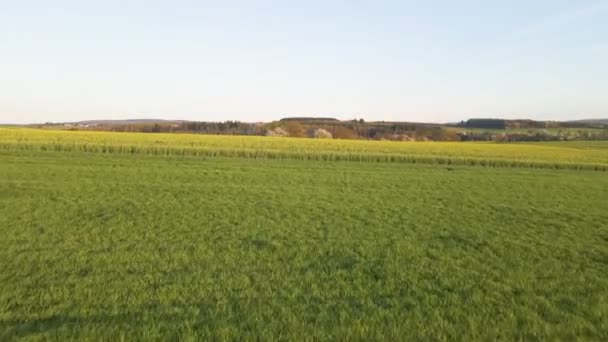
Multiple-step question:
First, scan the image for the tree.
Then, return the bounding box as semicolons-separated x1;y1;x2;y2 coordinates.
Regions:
283;121;306;137
313;128;332;139
266;127;289;137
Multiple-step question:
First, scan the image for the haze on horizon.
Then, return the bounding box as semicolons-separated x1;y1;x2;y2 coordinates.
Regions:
1;0;607;125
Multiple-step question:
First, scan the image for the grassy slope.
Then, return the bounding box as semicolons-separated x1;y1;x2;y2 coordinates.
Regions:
1;151;607;340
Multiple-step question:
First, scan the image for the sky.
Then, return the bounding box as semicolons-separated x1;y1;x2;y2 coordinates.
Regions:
1;0;607;124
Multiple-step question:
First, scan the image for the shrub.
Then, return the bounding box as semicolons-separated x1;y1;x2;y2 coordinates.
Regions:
266;127;289;137
313;128;332;139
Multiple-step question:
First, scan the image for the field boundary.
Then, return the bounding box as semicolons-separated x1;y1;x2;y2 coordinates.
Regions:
1;142;606;171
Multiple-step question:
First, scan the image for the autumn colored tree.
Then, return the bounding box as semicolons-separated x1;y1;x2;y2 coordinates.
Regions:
283;121;307;137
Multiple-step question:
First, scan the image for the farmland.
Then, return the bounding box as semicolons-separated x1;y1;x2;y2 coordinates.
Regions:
1;128;608;340
1;128;608;169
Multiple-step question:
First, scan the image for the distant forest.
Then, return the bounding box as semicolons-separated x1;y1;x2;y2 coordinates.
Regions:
38;117;608;142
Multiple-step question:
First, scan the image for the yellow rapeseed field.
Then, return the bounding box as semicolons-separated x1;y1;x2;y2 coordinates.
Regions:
1;127;607;170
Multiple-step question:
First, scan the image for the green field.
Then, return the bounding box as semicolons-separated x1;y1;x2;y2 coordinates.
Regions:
1;129;608;340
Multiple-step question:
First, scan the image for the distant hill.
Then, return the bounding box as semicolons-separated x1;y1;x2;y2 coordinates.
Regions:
567;119;608;125
280;117;340;122
462;118;608;129
14;115;608;142
74;119;185;125
34;117;608;128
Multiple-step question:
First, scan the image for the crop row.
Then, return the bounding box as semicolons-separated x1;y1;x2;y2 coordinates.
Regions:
1;140;606;171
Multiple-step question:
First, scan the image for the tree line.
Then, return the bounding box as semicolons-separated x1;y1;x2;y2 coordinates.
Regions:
44;117;608;142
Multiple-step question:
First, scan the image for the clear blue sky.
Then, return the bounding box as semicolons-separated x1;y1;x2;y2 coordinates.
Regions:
1;0;607;124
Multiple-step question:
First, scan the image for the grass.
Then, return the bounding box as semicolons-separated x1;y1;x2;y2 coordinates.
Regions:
1;130;608;339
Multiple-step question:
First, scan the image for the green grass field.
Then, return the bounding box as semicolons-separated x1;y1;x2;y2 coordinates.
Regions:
1;129;608;340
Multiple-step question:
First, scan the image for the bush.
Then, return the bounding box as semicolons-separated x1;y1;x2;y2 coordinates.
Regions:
266;127;289;137
313;128;332;139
